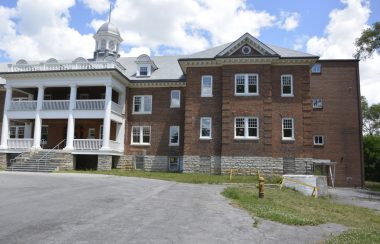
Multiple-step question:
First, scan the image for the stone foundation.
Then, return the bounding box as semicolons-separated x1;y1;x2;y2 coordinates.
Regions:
221;156;283;176
0;153;7;170
52;152;74;170
143;155;169;171
114;155;133;170
97;155;112;170
183;156;221;174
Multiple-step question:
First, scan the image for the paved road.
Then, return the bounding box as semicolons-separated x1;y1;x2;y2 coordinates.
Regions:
329;187;380;211
0;172;345;244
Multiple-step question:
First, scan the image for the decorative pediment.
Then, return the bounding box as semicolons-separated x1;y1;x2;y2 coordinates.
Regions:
217;33;278;57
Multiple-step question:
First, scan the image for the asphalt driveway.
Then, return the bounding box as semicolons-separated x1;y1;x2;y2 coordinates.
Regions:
0;172;345;244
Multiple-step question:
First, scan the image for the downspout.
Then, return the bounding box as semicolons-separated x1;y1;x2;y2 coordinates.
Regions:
356;60;364;188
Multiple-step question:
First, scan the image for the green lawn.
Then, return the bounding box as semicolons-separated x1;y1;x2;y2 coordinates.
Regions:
365;181;380;192
58;169;280;184
222;186;380;243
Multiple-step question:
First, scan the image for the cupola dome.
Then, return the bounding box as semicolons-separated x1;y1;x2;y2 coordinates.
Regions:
93;22;123;61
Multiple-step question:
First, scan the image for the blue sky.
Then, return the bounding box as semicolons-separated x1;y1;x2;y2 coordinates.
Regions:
0;0;379;104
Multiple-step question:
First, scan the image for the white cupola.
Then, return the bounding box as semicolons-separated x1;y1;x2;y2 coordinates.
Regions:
93;22;123;61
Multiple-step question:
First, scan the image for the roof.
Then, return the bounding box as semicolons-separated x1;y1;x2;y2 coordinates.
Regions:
97;22;121;36
117;56;185;81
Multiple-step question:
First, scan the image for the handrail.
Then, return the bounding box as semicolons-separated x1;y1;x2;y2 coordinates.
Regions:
37;139;66;162
9;150;31;166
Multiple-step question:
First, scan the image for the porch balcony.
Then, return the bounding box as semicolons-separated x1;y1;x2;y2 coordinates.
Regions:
7;138;34;149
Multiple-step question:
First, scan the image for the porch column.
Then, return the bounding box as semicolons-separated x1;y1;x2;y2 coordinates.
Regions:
65;84;77;150
101;84;112;150
118;90;126;114
115;119;125;151
33;85;44;149
0;85;12;149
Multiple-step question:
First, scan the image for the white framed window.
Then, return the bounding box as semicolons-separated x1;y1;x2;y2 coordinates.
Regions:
311;63;321;74
170;90;181;108
282;118;294;140
200;117;212;139
281;75;293;97
314;135;324;146
9;126;25;139
169;126;180;146
12;97;28;101
133;95;152;114
139;66;148;76
201;75;213;97
131;126;151;145
41;125;48;144
235;74;259;96
312;98;323;109
234;117;259;139
168;157;179;172
88;128;95;139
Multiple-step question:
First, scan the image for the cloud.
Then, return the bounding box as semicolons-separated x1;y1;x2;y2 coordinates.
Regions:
91;0;276;55
306;0;379;104
277;11;300;31
120;46;151;57
0;0;94;61
81;0;110;14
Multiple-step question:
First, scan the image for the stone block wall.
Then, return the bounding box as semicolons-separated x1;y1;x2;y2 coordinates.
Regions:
114;155;133;170
221;156;283;176
143;156;168;172
98;155;112;170
183;155;221;174
0;153;6;169
52;152;74;170
295;158;313;175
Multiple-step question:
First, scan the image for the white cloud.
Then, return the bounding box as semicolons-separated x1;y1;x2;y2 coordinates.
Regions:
0;0;94;61
91;0;276;55
277;11;300;31
81;0;110;14
306;0;380;104
120;46;151;57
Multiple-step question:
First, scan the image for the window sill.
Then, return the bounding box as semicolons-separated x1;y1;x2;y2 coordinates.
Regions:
132;112;152;115
234;94;259;97
130;143;151;146
201;95;213;97
234;137;259;140
313;144;324;147
199;137;212;140
281;94;294;97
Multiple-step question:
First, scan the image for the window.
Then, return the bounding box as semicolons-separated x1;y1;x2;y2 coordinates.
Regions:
12;97;28;101
44;94;52;100
109;41;115;51
131;126;151;145
311;63;321;73
139;66;148;76
169;126;179;146
133;95;152;114
170;90;180;108
99;125;103;139
79;94;89;99
235;74;259;95
314;135;324;146
281;75;293;96
234;117;259;139
9;126;25;139
168;157;179;172
200;117;212;139
201;75;213;97
41;125;48;145
282;118;294;140
312;98;323;109
100;39;106;50
88;128;95;139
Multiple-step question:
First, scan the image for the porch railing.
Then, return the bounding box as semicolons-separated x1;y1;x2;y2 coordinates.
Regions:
73;139;103;150
9;101;37;111
7;138;34;149
111;101;123;114
75;99;105;110
42;100;70;110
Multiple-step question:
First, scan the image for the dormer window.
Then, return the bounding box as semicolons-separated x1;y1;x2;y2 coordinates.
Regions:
140;66;148;76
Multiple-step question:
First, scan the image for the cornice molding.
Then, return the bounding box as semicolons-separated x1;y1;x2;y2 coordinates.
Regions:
128;81;186;88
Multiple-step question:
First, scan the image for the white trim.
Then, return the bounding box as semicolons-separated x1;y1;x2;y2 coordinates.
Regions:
132;95;152;114
169;125;180;146
282;117;295;140
131;126;151;145
313;135;324;146
234;73;259;96
170;90;181;108
281;74;294;97
137;64;151;77
201;75;213;97
234;117;259;139
311;63;321;73
200;117;212;139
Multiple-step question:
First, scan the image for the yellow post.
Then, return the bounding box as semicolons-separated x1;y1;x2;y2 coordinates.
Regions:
229;169;233;181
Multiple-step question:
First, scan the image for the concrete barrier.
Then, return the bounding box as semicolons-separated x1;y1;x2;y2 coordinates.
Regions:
282;175;328;197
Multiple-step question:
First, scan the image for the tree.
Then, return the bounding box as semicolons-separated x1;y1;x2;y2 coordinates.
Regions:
361;96;380;135
363;135;380;181
354;22;380;60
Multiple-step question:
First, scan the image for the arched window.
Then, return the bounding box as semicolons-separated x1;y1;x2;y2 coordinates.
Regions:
109;41;115;51
100;40;107;50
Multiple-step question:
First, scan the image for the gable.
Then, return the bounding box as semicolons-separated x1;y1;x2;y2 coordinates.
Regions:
217;33;278;57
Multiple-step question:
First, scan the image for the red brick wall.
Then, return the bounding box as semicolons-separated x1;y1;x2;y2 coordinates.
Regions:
126;87;185;156
310;60;363;187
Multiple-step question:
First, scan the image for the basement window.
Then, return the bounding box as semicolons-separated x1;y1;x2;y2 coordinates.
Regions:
168;157;179;172
314;135;324;146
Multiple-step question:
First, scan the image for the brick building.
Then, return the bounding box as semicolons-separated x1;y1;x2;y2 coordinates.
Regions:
0;22;363;186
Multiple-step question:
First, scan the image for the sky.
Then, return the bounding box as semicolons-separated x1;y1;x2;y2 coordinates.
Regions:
0;0;379;104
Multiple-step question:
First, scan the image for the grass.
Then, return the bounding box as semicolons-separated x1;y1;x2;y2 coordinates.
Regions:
222;186;380;243
365;181;380;192
57;169;283;184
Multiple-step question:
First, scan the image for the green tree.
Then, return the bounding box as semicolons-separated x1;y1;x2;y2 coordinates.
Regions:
363;135;380;181
361;96;380;135
354;22;380;60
